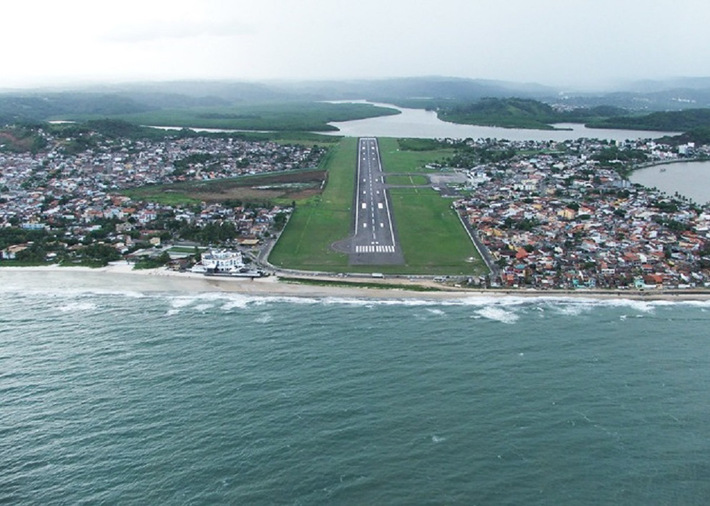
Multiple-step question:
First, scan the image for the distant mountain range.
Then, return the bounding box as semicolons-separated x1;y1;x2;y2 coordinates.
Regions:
3;76;710;127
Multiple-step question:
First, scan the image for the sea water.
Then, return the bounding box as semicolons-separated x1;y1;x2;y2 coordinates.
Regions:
2;279;710;504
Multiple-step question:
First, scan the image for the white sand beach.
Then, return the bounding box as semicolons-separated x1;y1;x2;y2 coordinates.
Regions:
1;262;709;302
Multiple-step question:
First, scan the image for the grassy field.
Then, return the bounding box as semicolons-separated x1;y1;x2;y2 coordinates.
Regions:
217;131;341;147
377;137;455;173
74;102;399;132
385;174;430;185
268;138;356;270
123;169;326;206
388;188;483;275
279;277;442;292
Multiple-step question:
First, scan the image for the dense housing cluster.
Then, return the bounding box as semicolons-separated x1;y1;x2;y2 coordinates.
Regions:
455;137;710;289
2;123;710;290
0;127;323;265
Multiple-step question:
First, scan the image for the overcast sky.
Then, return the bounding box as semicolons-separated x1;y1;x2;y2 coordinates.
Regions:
3;0;709;89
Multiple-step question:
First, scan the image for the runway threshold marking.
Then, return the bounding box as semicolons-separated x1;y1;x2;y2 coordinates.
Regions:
355;245;396;253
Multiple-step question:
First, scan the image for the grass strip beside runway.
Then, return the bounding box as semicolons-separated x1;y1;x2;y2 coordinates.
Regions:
279;277;442;292
385;174;430;186
377;138;455;173
271;137;485;275
269;138;355;269
388;188;485;275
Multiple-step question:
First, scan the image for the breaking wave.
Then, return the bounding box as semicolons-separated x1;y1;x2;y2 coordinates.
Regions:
476;307;520;324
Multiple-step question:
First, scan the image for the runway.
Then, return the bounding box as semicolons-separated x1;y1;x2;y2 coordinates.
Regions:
349;137;403;265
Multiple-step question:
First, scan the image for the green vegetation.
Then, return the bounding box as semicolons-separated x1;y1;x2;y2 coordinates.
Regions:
269;138;356;270
378;137;455;173
440;98;561;130
447;142;518;166
176;222;239;244
5;120;335;157
437;98;627;130
56;120;340;150
592;146;649;177
385;174;430;185
396;138;448;151
587;108;710;131
0;125;48;153
263;132;340;147
388;188;483;275
133;251;172;270
168;245;206;255
123;169;326;206
75;102;399;132
0;92;153;125
0;228;50;256
122;189;202;207
279;277;443;292
271;137;484;276
661;127;710;146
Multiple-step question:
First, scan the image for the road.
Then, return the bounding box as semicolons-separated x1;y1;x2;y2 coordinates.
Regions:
350;137;403;265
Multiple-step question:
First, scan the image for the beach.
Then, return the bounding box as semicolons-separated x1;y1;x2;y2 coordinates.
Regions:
2;262;709;302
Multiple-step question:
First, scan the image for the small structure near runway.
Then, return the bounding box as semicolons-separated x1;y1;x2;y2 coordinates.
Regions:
191;248;265;278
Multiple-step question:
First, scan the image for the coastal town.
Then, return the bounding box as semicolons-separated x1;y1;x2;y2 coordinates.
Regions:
0;125;324;267
1;122;710;291
453;137;710;289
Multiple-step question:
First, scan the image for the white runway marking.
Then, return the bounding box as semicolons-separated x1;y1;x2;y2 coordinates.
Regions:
355;245;396;253
355;138;398;258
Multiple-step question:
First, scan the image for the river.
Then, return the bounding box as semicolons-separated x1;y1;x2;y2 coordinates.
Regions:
322;101;679;142
143;102;678;142
630;160;710;205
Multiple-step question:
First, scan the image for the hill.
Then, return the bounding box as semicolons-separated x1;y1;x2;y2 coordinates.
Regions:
5;76;710;132
0;93;154;125
0;77;558;126
587;108;710;131
434;98;627;130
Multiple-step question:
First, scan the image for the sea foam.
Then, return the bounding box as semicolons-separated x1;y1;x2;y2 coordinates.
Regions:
476;306;520;324
58;301;98;313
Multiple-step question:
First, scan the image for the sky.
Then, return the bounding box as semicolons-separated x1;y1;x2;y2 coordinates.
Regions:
3;0;709;89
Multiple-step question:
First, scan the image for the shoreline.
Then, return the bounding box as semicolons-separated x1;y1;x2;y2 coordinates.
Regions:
2;263;710;302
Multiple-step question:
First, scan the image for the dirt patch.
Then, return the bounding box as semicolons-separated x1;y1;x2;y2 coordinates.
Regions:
0;131;30;151
192;188;286;202
146;169;327;203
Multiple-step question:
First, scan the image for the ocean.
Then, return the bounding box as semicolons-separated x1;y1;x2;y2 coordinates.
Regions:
2;273;710;504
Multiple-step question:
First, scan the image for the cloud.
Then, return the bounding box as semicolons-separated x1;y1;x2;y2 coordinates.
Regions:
102;18;254;43
4;0;710;88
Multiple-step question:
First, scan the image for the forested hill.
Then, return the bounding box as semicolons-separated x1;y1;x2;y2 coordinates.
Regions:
659;127;710;146
435;97;710;132
586;109;710;131
436;98;627;130
0;93;156;125
0;77;551;125
4;78;710;133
